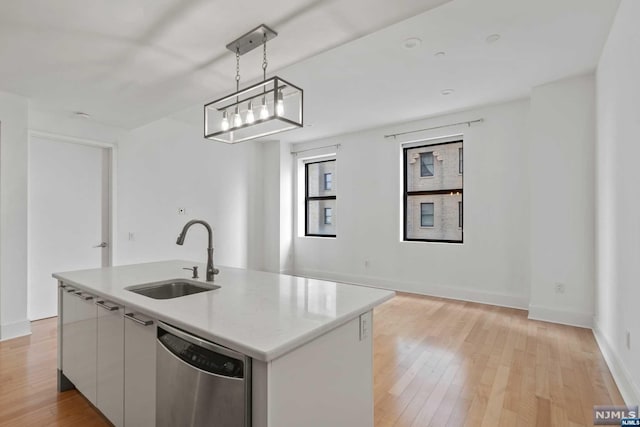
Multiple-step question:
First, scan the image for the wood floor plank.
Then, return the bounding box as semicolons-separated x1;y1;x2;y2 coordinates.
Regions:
0;292;625;426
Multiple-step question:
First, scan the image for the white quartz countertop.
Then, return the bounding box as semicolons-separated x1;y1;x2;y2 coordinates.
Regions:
53;260;394;362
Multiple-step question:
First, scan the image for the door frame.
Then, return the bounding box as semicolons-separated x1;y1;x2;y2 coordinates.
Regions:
27;130;118;266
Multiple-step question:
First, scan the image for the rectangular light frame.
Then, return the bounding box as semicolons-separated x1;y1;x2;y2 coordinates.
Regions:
204;76;303;144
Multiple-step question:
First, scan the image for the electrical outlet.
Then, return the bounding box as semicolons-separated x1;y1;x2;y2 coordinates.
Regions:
178;207;186;215
128;232;135;241
554;282;565;294
626;331;631;350
364;259;370;268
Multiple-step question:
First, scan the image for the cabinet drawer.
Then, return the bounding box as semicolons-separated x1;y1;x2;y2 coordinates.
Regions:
62;288;97;404
124;309;156;427
97;300;124;427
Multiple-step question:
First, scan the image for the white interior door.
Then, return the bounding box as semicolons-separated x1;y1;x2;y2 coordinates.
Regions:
28;135;110;320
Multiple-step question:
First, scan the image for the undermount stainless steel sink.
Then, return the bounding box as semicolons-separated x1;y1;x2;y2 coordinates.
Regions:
126;279;220;300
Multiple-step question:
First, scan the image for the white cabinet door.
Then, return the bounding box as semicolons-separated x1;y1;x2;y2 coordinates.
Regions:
61;288;97;404
124;310;156;427
96;300;124;427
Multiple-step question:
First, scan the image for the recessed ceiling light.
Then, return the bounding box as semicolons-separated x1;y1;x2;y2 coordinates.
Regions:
434;51;446;58
402;37;422;50
74;111;91;119
441;89;454;96
486;34;501;44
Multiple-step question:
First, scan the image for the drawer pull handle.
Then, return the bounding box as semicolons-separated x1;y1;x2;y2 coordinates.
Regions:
66;288;77;293
96;301;119;311
74;292;94;301
124;313;153;326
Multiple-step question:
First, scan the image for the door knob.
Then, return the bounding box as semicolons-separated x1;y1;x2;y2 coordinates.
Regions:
93;242;108;248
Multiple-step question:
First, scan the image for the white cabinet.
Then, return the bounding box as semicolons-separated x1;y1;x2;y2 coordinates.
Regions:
124;309;156;427
61;287;97;404
61;287;158;427
96;300;124;427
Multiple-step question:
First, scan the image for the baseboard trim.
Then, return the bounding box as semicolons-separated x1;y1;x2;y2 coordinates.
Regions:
0;319;32;341
293;268;529;310
527;304;593;328
593;320;640;405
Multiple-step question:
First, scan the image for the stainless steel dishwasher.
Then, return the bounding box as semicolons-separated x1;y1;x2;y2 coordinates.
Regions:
156;322;251;427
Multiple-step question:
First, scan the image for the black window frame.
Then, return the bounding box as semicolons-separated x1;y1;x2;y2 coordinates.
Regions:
403;140;463;244
305;159;337;238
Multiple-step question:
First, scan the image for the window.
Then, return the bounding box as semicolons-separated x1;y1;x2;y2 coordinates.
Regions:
403;140;463;243
324;173;333;190
420;203;434;227
420;152;434;177
305;159;336;237
324;207;333;224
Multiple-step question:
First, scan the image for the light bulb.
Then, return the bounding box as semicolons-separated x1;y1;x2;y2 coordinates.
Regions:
276;90;284;116
260;97;269;119
245;101;255;124
233;106;242;128
221;110;229;131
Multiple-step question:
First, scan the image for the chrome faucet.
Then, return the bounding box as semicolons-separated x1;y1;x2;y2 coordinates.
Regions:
176;220;220;282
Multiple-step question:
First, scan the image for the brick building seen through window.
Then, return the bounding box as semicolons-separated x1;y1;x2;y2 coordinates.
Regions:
403;140;463;243
305;159;336;237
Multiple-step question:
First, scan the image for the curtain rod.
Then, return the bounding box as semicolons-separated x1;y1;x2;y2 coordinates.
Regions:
291;143;341;155
384;118;484;139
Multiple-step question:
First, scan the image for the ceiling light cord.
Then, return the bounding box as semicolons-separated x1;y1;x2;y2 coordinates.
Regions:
233;47;242;127
235;47;241;92
259;33;269;119
262;33;268;81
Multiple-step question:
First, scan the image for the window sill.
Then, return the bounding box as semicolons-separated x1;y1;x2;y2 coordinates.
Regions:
402;239;464;245
302;234;337;239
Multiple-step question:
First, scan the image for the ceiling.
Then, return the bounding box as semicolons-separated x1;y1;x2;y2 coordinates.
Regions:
0;0;449;129
0;0;621;141
264;0;621;142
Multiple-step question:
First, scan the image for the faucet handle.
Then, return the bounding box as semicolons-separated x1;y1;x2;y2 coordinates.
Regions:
183;266;199;279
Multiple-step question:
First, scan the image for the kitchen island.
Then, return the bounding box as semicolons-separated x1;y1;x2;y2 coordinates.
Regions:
54;260;394;427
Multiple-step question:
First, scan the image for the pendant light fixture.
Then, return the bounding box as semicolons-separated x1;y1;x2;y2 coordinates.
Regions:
204;25;304;144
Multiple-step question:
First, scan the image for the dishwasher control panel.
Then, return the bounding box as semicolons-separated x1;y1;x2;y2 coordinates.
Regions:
158;328;244;378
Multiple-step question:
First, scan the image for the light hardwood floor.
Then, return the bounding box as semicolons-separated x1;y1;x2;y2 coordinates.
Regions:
0;293;623;426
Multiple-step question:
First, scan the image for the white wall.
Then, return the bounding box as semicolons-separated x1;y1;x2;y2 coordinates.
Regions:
527;74;596;327
290;99;532;309
116;117;264;270
262;141;281;273
0;90;30;340
262;140;294;274
595;0;640;404
29;108;126;145
278;141;294;273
